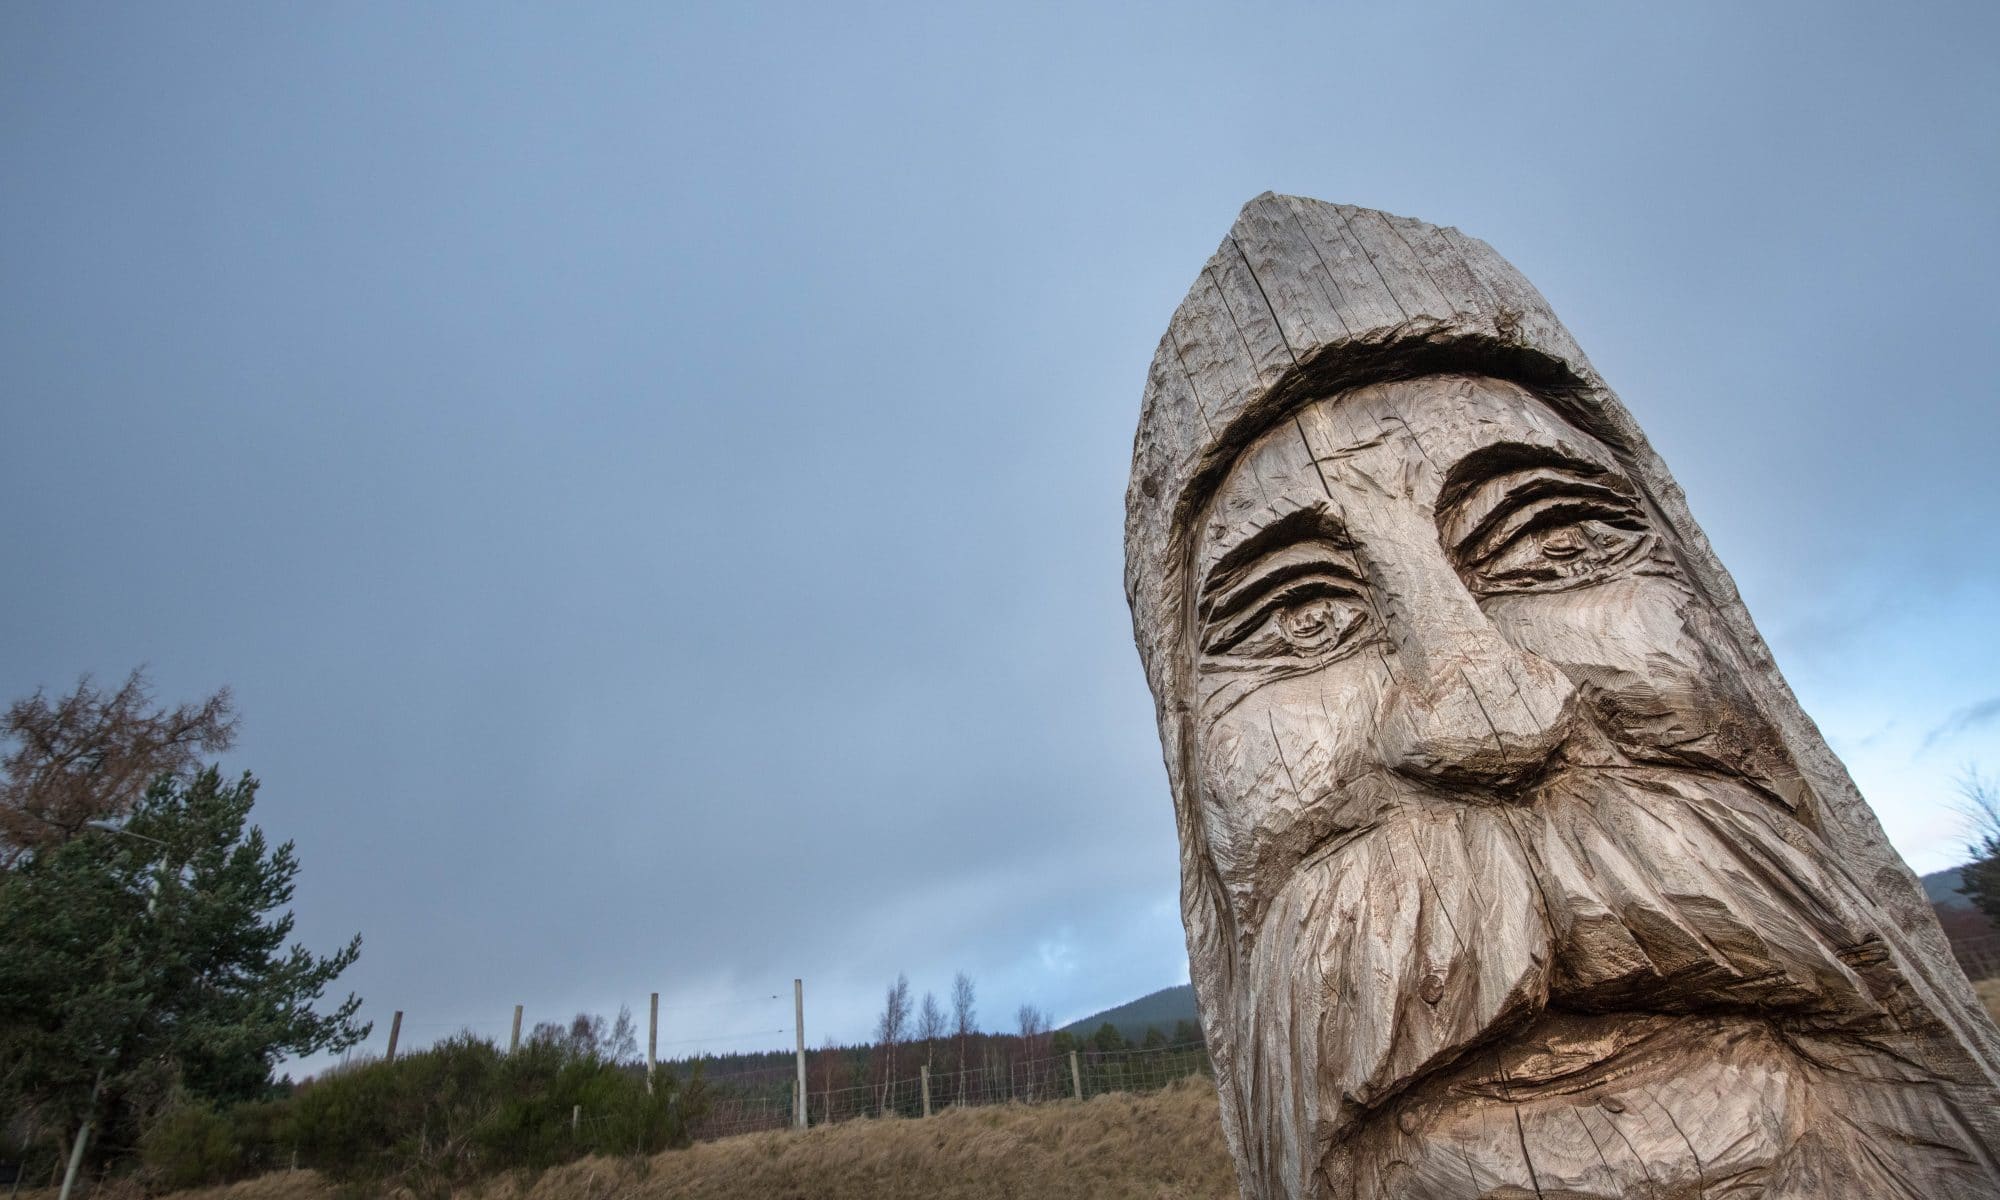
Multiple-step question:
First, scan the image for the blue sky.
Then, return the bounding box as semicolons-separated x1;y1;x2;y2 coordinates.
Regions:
3;1;1996;1068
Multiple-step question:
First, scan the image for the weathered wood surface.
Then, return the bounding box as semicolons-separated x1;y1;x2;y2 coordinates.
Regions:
1124;195;2000;1199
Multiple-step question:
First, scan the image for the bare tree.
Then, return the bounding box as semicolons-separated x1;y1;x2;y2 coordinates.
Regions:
532;1008;638;1062
874;973;911;1111
876;972;913;1047
2;668;235;864
951;971;976;1102
1016;1002;1049;1046
951;972;976;1038
528;1019;570;1049
916;990;946;1073
1957;767;2000;925
567;1012;604;1057
1015;1004;1051;1101
603;1004;640;1064
1957;766;2000;835
547;1012;607;1058
813;1039;849;1124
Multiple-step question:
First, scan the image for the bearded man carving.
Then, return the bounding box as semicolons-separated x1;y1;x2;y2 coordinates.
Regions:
1123;195;2000;1199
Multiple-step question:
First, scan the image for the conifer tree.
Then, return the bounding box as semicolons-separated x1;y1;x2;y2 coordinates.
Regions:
0;767;365;1183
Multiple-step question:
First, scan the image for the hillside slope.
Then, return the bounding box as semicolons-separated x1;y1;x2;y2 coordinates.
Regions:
1924;865;1972;911
1060;984;1198;1041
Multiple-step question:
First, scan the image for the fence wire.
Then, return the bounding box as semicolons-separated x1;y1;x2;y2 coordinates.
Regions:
1954;933;2000;981
687;1040;1213;1142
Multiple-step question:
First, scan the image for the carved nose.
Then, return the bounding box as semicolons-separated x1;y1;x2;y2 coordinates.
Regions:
1374;638;1576;790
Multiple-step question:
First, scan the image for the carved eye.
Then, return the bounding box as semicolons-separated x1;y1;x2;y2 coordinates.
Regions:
1206;582;1370;661
1464;501;1649;594
1274;595;1361;651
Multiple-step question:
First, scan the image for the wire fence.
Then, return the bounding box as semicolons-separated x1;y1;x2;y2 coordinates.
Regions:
308;991;1215;1153
688;1040;1213;1142
1953;933;2000;980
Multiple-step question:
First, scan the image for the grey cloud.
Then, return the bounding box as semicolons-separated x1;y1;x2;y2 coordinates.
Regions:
1926;698;2000;752
2;1;1996;1066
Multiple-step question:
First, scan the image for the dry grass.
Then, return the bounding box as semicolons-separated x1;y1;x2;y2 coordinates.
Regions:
1976;977;2000;1027
498;1076;1234;1200
35;1077;1234;1200
146;1173;335;1200
5;1175;331;1200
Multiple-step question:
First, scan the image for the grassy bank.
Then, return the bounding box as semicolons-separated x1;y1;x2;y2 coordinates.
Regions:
31;1076;1234;1200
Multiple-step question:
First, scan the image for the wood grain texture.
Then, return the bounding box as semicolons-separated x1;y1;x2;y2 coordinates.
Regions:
1124;196;2000;1199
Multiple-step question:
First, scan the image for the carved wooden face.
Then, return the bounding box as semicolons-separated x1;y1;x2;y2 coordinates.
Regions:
1183;374;1892;1196
1188;373;1790;933
1129;199;2000;1200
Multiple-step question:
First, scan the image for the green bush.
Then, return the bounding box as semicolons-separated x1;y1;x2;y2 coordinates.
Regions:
285;1033;502;1187
141;1104;242;1190
281;1031;705;1194
225;1096;296;1176
479;1044;679;1168
121;1026;709;1193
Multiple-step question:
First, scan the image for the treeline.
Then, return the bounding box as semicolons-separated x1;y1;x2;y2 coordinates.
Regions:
1053;1020;1205;1056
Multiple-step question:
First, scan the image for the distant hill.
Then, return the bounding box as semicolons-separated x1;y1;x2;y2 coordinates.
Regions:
1061;984;1198;1042
1924;865;1972;911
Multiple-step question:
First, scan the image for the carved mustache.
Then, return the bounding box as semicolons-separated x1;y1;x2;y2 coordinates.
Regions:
1228;766;1887;1185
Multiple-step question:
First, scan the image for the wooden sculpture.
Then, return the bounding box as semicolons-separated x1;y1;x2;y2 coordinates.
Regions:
1123;194;2000;1198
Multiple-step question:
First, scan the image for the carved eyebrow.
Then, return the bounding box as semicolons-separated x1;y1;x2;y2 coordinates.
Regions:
1200;543;1367;630
1198;507;1355;617
1436;442;1615;515
1446;470;1640;561
1437;445;1636;554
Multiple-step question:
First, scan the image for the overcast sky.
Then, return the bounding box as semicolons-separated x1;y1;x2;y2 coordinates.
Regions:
4;1;1997;1070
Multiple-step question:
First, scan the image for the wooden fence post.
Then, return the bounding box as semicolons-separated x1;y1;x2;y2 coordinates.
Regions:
571;1105;580;1135
1070;1050;1082;1100
793;979;807;1129
647;992;659;1095
920;1065;931;1118
509;1004;523;1053
386;1011;402;1061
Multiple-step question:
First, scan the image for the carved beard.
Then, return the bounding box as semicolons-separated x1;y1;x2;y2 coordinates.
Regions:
1226;766;1898;1198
